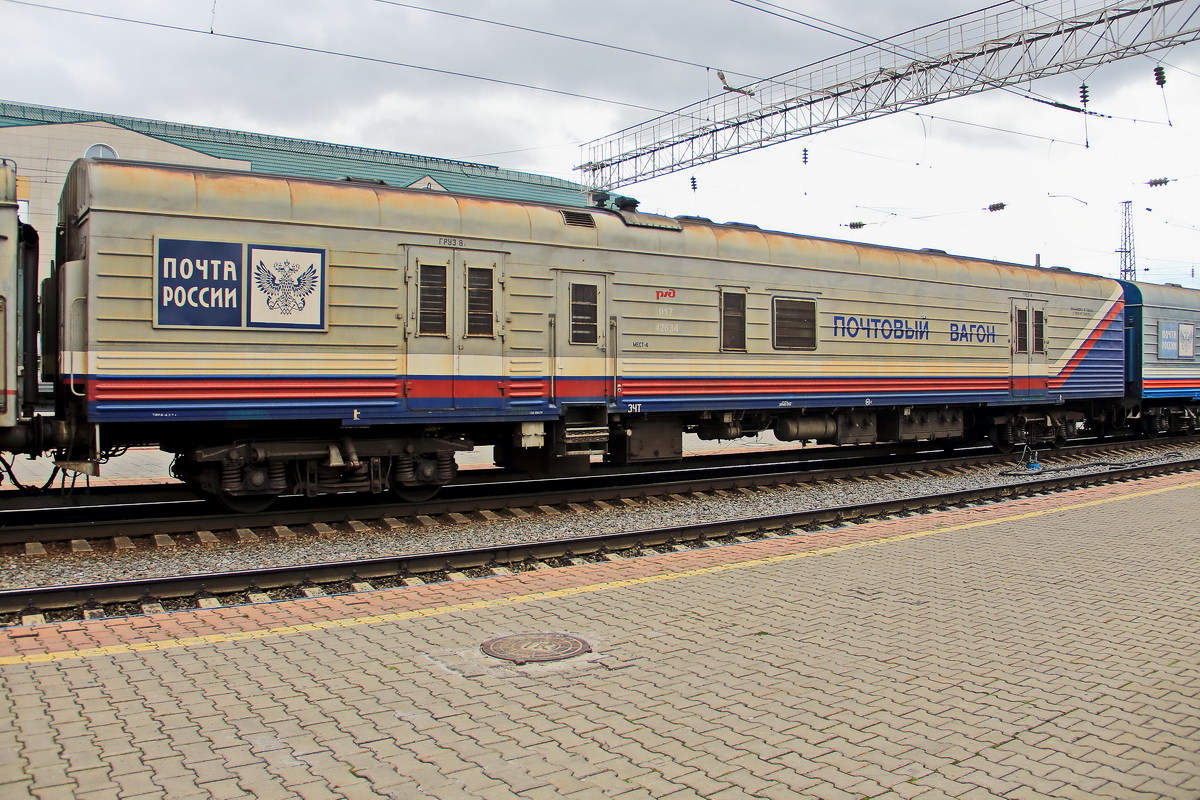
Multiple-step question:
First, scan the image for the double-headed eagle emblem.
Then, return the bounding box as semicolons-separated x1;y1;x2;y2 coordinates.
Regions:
254;259;319;315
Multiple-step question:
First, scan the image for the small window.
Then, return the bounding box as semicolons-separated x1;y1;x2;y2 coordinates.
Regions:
1015;307;1029;354
85;143;118;159
721;290;746;351
418;262;448;335
570;283;599;344
773;298;817;350
466;267;494;337
1032;308;1046;353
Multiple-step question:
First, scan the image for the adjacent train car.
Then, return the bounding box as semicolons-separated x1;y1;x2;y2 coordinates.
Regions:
0;163;17;430
0;161;36;434
0;158;1186;508
1120;280;1200;432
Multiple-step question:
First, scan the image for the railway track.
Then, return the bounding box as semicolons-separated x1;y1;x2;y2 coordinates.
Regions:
0;437;1183;551
1;439;1196;624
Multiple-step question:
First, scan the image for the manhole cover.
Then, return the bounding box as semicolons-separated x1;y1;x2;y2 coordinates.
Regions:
480;633;592;664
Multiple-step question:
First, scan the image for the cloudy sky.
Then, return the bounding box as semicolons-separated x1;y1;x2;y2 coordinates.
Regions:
7;0;1199;285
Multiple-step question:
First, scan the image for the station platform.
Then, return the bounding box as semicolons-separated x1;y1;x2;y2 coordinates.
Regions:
1;472;1198;799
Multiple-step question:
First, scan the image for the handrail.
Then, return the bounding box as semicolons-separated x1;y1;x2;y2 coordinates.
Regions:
66;297;86;398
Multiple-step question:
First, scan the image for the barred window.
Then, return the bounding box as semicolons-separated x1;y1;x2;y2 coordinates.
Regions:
570;283;599;344
466;267;494;337
418;262;447;335
773;298;817;350
721;290;746;351
1015;307;1029;354
1032;308;1046;353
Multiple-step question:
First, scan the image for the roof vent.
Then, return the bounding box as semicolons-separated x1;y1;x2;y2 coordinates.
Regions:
561;210;596;228
724;221;761;230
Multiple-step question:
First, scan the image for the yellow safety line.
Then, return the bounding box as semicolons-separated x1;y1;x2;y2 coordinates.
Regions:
3;476;1198;666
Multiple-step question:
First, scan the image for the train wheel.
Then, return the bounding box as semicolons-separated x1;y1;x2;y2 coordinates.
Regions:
214;490;277;513
988;429;1015;454
390;453;452;502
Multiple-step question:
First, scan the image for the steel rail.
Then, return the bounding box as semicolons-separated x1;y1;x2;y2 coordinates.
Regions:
1;452;1195;617
0;437;1173;547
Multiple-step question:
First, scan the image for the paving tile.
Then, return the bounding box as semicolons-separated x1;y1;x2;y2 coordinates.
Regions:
4;471;1200;799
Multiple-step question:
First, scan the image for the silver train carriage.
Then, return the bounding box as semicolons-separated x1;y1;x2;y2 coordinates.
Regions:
1120;279;1200;433
0;159;1157;507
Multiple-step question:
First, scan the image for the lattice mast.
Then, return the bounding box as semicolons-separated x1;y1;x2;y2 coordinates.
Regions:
578;0;1200;191
1119;200;1137;281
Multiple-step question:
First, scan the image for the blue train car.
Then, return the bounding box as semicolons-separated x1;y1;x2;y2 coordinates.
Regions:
1119;280;1200;432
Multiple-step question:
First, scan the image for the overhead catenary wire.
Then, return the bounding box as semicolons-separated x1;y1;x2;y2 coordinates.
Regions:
739;0;1187;122
728;0;1090;113
368;0;767;83
1;0;676;116
576;0;1198;191
9;0;1196;280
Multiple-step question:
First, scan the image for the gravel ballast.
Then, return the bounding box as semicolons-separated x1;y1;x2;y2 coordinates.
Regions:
2;440;1196;592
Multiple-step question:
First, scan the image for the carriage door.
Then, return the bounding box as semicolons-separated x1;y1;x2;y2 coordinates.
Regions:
1010;299;1048;398
454;251;505;410
552;272;612;405
406;247;504;410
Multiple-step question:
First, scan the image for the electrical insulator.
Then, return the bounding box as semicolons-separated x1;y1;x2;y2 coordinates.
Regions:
848;221;865;229
690;176;697;191
987;202;1007;212
1154;66;1166;86
1148;178;1170;187
802;148;809;165
1079;83;1089;105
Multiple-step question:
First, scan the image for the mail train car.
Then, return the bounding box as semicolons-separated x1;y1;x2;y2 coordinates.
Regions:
0;158;1197;509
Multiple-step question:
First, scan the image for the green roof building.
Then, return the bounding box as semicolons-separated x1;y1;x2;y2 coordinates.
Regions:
0;99;589;275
